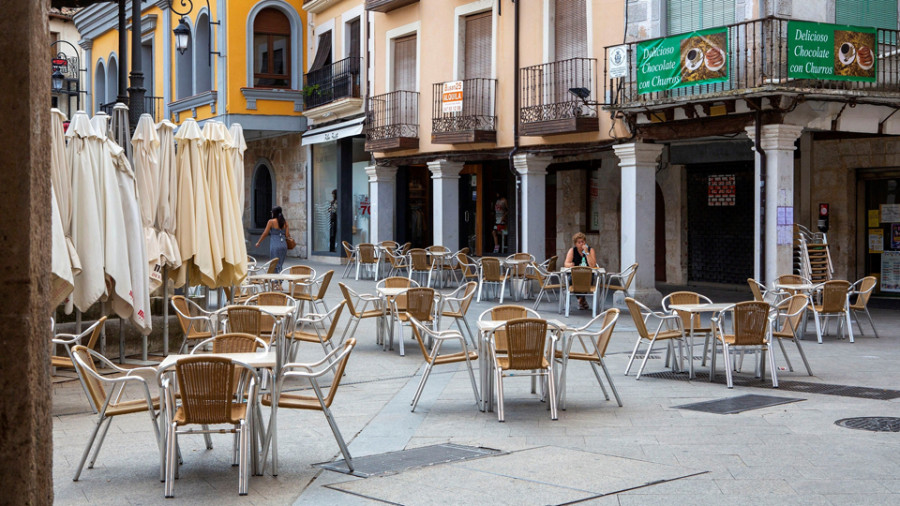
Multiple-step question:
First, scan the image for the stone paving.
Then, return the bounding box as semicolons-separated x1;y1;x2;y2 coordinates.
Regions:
52;257;900;504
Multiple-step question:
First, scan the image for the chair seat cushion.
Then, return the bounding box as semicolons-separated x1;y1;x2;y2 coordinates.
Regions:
186;331;213;341
108;396;161;416
173;402;246;425
357;309;385;318
50;356;74;368
432;350;478;365
496;356;549;370
288;330;327;343
644;329;683;340
554;350;598;361
261;392;322;410
718;334;768;346
772;330;796;339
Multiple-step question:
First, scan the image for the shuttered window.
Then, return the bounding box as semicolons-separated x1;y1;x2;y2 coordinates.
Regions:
393;34;417;91
667;0;735;35
836;0;898;30
554;0;588;61
464;11;492;79
348;18;361;60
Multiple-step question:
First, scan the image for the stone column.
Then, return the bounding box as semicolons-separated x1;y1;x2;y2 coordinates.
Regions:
613;142;664;306
427;159;464;249
366;165;397;244
78;38;93;112
514;153;552;261
0;0;52;501
746;124;804;288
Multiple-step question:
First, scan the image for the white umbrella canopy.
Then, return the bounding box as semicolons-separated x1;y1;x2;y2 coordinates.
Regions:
228;123;248;218
132;113;163;290
203;121;247;287
173;118;222;288
51;182;74;308
50;108;81;278
110;140;152;334
66;111;105;312
156;120;181;271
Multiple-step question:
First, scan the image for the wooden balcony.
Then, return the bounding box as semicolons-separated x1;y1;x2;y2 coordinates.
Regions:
519;57;599;136
365;90;419;152
431;78;497;144
366;0;419;13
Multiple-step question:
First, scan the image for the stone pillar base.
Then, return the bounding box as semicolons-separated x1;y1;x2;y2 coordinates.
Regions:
614;288;663;309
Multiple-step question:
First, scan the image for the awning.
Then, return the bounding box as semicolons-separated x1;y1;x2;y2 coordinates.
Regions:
301;116;366;146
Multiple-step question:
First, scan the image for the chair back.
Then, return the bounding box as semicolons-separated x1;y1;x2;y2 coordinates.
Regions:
851;276;877;308
427;245;449;254
71;345;107;412
227;305;262;336
731;301;771;346
320;339;356;408
266;259;279;274
256;291;292;331
172;296;205;338
777;274;807;295
747;278;765;302
408;249;430;271
663;291;705;330
625;297;651;340
381;276;412;309
458;253;478;279
776;295;808;336
546;255;558;272
358;243;377;264
320;301;346;343
410;319;433;361
569;266;594;294
380;240;399;251
387;249;407;268
481;257;503;282
315;270;335;300
175;356;236;424
405;287;436;321
288;265;314;276
338;283;360;317
342;241;355;260
211;333;266;353
618;263;638;291
399;242;412;255
502;318;549;370
821;280;851;313
458;281;478;315
490;305;528;321
593;309;620;357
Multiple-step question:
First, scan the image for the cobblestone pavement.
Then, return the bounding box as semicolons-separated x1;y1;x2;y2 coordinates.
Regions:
53;257;900;505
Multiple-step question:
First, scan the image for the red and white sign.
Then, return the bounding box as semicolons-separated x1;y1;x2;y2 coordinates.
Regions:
708;174;736;206
441;81;464;114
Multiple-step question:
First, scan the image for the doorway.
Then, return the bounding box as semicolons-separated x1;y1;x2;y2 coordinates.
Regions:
862;174;900;296
459;165;482;254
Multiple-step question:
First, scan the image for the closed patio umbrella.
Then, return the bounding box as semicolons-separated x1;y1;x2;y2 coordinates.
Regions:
203;121;247;287
173;118;222;288
228;123;248;219
132;113;163;290
66;111;105;312
157;120;181;271
51;182;74;308
110;103;132;162
50;109;81;282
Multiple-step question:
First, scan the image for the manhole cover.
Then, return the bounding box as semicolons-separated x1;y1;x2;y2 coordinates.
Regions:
835;417;900;432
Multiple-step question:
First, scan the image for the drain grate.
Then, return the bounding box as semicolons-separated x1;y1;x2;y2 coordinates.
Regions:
641;372;900;400
675;394;805;414
835;417;900;432
316;443;502;477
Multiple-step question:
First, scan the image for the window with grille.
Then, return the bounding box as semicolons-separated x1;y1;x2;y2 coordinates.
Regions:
666;0;735;36
554;0;587;61
836;0;898;30
393;34;417;91
253;8;291;88
465;11;492;79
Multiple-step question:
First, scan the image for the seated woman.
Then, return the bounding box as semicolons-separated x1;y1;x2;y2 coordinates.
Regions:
563;231;597;310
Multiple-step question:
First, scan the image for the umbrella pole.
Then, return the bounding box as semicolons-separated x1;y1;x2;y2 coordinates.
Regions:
118;317;125;364
75;309;82;333
163;266;169;356
100;302;107;356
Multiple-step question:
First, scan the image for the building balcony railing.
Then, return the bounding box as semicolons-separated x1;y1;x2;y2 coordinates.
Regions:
519;57;599;136
365;90;419;152
604;16;900;112
365;0;419;13
99;95;165;122
303;57;363;110
431;78;497;144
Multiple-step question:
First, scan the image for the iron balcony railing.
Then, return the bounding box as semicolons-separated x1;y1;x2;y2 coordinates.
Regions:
99;96;165;121
520;57;598;124
432;78;497;133
303;57;363;109
604;16;900;109
366;90;419;141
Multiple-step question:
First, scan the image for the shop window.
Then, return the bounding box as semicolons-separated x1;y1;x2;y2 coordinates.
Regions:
252;163;274;229
253;8;291;88
312;143;339;253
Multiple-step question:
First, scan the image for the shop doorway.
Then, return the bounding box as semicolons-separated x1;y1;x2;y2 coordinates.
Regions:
686;162;754;284
862;173;900;296
396;165;433;248
459;165;482;255
483;163;516;256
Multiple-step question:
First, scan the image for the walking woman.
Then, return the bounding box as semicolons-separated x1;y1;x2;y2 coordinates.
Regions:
256;206;290;271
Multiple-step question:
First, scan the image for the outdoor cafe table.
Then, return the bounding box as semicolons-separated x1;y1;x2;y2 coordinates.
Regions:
247;273;312;292
774;283;819;338
502;258;532;302
667;302;733;379
559;267;607;314
376;286;409;354
429;250;453;288
156;350;278;477
475;318;567;412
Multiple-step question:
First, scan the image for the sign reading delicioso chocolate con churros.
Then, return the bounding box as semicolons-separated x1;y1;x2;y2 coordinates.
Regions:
636;27;728;94
787;21;877;82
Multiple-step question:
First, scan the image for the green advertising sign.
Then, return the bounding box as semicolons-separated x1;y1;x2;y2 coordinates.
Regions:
636;27;728;94
787;21;877;82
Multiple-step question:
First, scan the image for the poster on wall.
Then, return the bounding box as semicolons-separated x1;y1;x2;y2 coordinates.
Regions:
881;203;900;222
636;27;728;94
787;21;877;82
893;223;900;250
869;209;881;227
869;229;884;253
881;251;900;292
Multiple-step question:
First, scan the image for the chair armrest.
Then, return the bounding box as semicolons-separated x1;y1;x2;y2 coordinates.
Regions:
52;333;81;345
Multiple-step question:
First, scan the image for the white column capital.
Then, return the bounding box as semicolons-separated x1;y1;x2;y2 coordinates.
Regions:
78;38;93;50
427;159;464;179
745;124;804;151
366;165;398;183
513;154;553;176
613;142;665;168
155;0;170;10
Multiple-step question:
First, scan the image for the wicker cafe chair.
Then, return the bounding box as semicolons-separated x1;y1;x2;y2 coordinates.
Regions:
51;317;107;409
479;305;541;356
379;240;399;251
384;247;410;278
171;295;217;353
191;332;269;354
777;274;812;296
541;255;559;273
662;291;714;366
393;286;439;356
849;276;879;338
341;241;358;279
286;301;346;361
163;356;259;497
554;309;622;410
488;318;558;422
771;295;813;376
624;297;685;380
377;277;417;340
282;265;316;297
245;291;296;343
457;253;480;286
262;339;357;476
356;243;379;280
409;316;480;412
293;269;335;318
477;256;509;302
407;248;433;286
710;301;777;389
601;263;638;312
527;263;561;309
747;278;787;305
70;345;161;482
439;281;478;347
810;280;853;343
563;266;598;317
338;282;384;345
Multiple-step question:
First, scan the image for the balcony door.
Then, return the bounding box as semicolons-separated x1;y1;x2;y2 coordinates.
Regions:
390;34;417;127
551;0;589;109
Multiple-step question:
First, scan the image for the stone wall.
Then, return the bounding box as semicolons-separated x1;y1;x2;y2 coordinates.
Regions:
658;163;687;284
243;134;308;259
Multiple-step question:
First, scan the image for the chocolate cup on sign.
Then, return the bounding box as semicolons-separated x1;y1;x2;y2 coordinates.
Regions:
684;48;704;72
857;45;874;70
838;42;856;66
704;47;725;72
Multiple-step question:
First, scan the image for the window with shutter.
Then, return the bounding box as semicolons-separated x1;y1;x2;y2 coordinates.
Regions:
464;11;492;79
393;34;417;92
667;0;735;36
554;0;588;61
836;0;898;30
349;18;361;60
253;8;292;88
